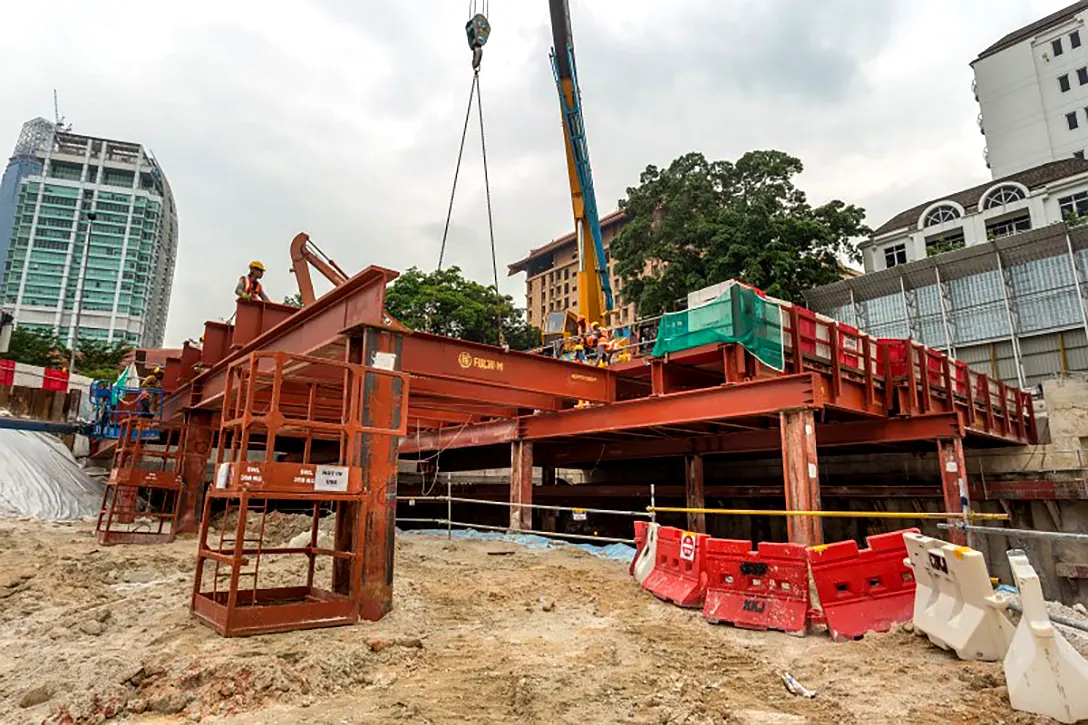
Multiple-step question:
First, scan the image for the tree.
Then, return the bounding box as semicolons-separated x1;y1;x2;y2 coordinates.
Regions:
72;338;133;380
611;150;870;316
4;327;65;368
283;292;304;308
385;266;540;350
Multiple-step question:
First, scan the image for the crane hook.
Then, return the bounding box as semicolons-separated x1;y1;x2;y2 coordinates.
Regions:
466;13;491;70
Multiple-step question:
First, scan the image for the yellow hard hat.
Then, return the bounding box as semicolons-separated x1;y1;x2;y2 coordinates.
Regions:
153;366;163;375
249;260;266;271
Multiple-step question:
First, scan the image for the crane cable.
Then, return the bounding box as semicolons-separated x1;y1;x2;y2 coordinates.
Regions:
437;7;504;346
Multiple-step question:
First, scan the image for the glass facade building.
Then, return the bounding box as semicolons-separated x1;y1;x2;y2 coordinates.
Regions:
0;127;177;347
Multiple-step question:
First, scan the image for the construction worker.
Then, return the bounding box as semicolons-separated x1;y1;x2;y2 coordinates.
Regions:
236;261;270;302
138;367;164;416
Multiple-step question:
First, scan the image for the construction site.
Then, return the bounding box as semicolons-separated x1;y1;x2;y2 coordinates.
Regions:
3;2;1088;724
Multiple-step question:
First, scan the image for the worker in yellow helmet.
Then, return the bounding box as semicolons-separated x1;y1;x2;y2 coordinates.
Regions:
236;261;270;302
138;367;164;416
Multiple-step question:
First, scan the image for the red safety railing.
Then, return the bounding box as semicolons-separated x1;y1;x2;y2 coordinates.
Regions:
96;417;185;545
191;350;408;637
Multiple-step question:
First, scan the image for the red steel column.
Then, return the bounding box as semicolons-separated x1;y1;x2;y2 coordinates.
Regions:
780;408;822;546
510;440;533;530
177;409;213;534
937;437;969;546
685;454;706;534
350;326;405;622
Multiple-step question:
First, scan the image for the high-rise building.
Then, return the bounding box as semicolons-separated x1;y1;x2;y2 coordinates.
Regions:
973;1;1088;178
0;118;52;291
0;124;178;347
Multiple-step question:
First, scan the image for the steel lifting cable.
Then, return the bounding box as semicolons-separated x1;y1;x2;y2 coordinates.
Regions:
438;7;504;345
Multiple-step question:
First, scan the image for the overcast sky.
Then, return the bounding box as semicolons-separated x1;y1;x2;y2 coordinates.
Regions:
0;0;1074;344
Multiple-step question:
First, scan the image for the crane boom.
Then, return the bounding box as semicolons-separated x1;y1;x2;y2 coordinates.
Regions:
548;0;613;326
290;232;349;306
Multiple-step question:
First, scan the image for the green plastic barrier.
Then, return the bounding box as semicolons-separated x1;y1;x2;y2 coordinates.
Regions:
651;283;785;371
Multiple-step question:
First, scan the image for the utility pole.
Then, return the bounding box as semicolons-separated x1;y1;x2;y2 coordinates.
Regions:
69;210;96;372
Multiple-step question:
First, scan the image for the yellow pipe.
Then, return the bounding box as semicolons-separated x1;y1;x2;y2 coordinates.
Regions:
646;506;1009;521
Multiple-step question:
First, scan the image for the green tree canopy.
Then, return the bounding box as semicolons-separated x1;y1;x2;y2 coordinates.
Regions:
385;266;539;350
611;150;869;316
4;327;65;368
72;338;133;380
4;327;132;379
283;292;304;308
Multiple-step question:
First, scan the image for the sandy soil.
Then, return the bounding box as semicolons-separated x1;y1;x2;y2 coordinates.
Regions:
0;515;1061;725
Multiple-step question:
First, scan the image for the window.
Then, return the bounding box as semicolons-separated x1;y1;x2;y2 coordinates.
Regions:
1059;190;1088;218
983;184;1026;209
1061;74;1072;92
1073;30;1083;49
986;212;1032;239
1069;111;1080;130
926;230;965;256
923;204;961;226
1080;68;1088;86
1054;38;1065;56
883;244;907;269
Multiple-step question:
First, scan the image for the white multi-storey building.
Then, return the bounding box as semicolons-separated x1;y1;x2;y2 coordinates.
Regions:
858;158;1088;273
974;1;1088;178
1;125;178;347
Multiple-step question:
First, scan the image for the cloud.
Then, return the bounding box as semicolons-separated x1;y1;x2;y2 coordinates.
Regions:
0;0;1076;343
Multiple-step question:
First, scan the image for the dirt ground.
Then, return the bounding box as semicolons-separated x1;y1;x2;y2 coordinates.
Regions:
0;515;1063;725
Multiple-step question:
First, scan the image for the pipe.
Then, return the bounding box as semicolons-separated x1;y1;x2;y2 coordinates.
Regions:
938;523;1088;543
649;506;1008;521
1004;601;1088;635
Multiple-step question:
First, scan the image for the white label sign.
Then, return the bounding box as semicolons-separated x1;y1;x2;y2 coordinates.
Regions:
679;532;697;562
314;465;350;493
945;461;958;473
372;351;397;371
215;463;231;490
808;463;818;479
572;508;587;522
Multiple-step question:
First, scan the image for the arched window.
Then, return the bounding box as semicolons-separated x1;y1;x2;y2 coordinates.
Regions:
924;204;961;227
982;184;1026;209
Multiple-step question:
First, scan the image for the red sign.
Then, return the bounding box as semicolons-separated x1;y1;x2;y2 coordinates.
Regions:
680;532;697;562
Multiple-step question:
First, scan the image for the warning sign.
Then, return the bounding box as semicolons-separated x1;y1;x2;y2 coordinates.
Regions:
572;508;587;522
314;465;350;493
679;532;697;562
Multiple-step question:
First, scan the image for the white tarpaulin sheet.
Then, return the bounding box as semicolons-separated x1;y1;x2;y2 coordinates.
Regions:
0;430;103;520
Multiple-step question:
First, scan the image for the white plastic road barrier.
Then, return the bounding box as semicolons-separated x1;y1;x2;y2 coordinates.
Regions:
1004;550;1088;724
903;532;1013;661
632;522;659;585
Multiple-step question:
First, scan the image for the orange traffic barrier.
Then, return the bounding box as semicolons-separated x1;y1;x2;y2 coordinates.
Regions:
640;526;708;608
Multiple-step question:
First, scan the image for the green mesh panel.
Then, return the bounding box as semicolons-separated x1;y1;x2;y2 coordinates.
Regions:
651;283;785;371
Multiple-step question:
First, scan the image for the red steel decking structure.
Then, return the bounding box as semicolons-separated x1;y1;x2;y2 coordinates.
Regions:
152;264;1035;602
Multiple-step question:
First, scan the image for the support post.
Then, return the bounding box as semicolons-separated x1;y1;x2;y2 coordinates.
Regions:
780;408;822;546
937;437;969;546
510;440;533;531
685;454;706;534
349;326;405;622
177;409;213;534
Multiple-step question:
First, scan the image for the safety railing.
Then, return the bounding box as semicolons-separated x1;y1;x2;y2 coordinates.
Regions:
95;416;185;545
192;348;408;637
395;486;652;546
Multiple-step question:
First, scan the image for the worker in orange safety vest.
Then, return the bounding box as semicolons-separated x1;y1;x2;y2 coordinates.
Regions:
235;261;270;302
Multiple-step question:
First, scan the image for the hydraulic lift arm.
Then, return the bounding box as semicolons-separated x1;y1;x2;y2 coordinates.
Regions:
549;0;614;326
289;232;349;306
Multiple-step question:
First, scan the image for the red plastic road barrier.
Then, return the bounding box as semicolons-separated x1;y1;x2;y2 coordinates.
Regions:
0;360;13;387
702;538;809;635
807;528;919;641
42;368;69;392
641;526;708;608
630;520;649;576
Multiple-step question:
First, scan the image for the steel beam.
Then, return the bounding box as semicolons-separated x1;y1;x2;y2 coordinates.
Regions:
510;441;533;530
523;374;820;440
937;437;968;545
398;483;945;500
179;409;213;533
781;408;822;546
410;376;562;411
544;413;962;465
400;419;520;453
685;454;706;533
